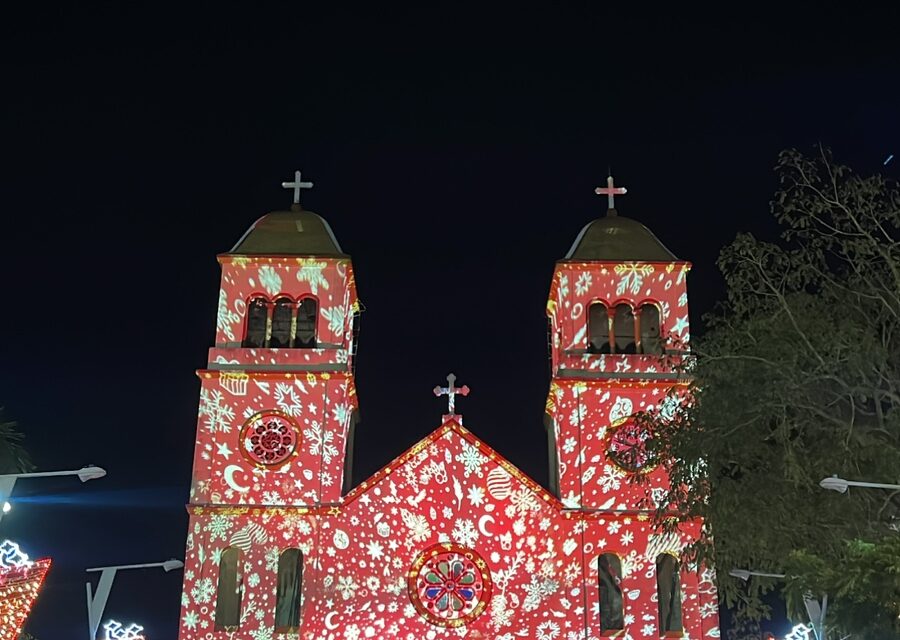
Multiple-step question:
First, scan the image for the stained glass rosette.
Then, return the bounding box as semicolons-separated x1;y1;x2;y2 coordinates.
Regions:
239;410;299;469
408;543;491;628
606;416;655;473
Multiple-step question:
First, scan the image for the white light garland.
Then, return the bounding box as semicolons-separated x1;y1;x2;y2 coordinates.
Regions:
783;623;815;640
103;619;146;640
0;540;31;571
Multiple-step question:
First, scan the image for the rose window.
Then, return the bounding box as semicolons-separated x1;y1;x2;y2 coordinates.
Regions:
606;417;654;473
239;411;299;468
408;543;491;627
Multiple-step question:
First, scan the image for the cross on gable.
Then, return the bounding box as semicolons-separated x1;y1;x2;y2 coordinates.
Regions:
594;175;627;211
433;373;470;415
281;170;314;206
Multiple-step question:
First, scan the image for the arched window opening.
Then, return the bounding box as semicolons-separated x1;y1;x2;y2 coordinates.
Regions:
613;304;637;354
295;298;317;348
275;548;304;631
656;554;683;634
243;298;269;348
270;298;294;348
588;303;611;354
598;553;624;632
215;547;242;630
639;304;662;355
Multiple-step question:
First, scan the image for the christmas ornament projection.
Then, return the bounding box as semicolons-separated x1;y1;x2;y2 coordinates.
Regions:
177;176;721;639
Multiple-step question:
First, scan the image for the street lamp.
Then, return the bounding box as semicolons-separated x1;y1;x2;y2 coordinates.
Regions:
819;475;900;494
730;569;826;640
86;559;184;640
0;465;107;523
729;568;786;581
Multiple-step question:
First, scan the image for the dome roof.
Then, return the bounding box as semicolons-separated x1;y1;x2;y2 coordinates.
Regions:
228;206;347;257
564;211;679;261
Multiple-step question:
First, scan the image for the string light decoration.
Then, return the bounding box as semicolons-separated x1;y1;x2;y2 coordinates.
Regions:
783;623;815;640
103;620;146;640
0;539;50;640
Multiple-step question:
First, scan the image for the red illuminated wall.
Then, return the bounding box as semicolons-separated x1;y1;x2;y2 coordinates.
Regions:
177;212;720;640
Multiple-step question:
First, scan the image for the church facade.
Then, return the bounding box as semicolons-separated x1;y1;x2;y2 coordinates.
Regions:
177;180;720;640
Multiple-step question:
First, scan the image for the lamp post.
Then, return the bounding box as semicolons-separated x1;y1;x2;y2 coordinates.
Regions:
818;475;900;493
86;559;184;640
730;569;827;640
0;465;107;523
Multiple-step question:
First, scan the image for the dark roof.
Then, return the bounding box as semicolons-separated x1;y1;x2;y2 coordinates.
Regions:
228;206;347;257
564;211;679;261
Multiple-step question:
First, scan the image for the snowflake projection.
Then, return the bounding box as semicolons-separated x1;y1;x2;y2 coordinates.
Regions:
408;543;491;628
451;519;478;546
198;388;235;434
258;265;282;296
296;259;330;295
190;577;215;604
274;383;303;416
321;305;346;337
239;411;299;468
303;422;339;464
614;263;654;296
575;272;592;295
455;440;487;478
204;514;234;542
216;290;241;341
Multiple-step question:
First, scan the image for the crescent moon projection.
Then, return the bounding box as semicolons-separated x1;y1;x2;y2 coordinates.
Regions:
477;514;496;537
224;465;250;492
324;611;339;630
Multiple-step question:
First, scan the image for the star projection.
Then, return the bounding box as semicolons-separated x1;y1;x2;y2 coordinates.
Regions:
0;540;50;640
176;184;721;638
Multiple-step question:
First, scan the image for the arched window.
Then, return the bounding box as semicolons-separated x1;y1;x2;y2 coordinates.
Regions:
588;303;611;353
598;553;624;632
275;548;304;631
613;304;636;354
215;547;242;630
243;298;269;348
270;298;294;348
656;554;683;634
639;304;662;355
295;298;317;348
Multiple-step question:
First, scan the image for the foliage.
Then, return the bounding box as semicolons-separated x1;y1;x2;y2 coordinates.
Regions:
0;409;32;474
641;148;900;639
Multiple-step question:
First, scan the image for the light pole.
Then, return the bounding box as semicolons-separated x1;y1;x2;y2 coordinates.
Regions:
818;475;900;493
86;559;184;640
729;568;787;581
0;465;107;523
730;569;827;640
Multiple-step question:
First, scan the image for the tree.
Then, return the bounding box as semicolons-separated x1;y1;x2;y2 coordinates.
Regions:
642;148;900;639
0;409;32;474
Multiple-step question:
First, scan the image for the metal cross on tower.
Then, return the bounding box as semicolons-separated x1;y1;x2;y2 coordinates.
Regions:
594;175;627;210
281;170;314;205
433;373;470;415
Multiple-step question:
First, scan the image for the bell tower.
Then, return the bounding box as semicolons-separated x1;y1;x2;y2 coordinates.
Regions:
188;173;360;511
544;176;690;509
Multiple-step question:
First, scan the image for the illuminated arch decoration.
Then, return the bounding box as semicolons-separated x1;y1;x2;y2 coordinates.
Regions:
239;410;300;468
606;416;655;473
408;543;491;628
0;540;50;640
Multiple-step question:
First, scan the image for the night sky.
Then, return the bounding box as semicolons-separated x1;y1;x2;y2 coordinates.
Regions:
1;4;898;637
